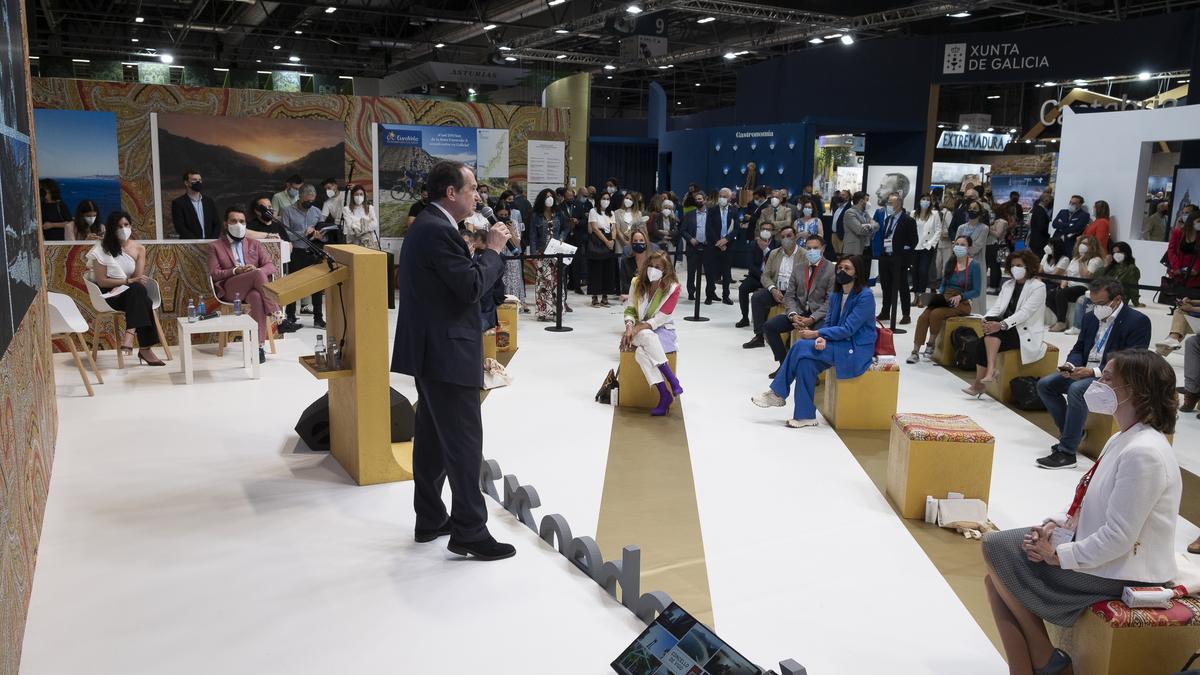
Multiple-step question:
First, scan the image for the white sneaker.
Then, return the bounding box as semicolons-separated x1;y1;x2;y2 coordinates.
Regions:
1065;327;1080;335
786;418;818;428
751;391;786;408
1155;337;1182;355
906;352;920;364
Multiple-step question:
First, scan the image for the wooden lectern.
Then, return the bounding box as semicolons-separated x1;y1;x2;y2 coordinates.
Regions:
264;244;413;485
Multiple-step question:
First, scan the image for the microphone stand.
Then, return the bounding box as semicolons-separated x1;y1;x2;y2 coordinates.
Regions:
271;215;337;272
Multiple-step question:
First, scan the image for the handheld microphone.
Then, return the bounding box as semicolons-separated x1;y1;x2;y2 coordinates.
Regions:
480;205;498;225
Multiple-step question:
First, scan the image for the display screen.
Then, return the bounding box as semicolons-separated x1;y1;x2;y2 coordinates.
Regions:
611;603;762;675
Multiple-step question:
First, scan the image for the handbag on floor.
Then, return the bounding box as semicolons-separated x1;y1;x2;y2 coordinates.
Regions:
1009;376;1046;410
951;326;979;371
482;358;512;390
595;368;618;404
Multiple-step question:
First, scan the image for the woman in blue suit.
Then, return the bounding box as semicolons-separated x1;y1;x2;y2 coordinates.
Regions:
752;254;877;427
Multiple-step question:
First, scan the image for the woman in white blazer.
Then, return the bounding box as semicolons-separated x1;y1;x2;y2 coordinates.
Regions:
981;349;1181;675
963;250;1047;397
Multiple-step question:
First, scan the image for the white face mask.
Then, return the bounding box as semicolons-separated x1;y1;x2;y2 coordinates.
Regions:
1083;381;1123;415
117;226;132;241
1068;203;1079;213
1194;221;1200;231
544;197;554;208
326;189;337;200
646;266;664;282
718;196;729;207
85;215;97;225
1112;252;1125;263
353;195;365;205
919;199;930;209
606;185;617;194
759;229;772;241
802;207;813;217
623;198;633;208
662;208;672;217
1092;302;1116;320
770;197;781;207
227;222;247;239
953;245;968;258
1011;266;1027;280
662;202;673;211
599;200;610;209
1077;244;1089;255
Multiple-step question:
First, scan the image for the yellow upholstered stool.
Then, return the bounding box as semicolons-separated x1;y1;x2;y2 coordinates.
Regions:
933;315;982;366
1079;414;1174;460
618;350;677;409
496;302;518;353
886;413;995;519
817;362;899;430
1048;596;1200;675
482;329;498;362
984;344;1059;403
767;304;791;347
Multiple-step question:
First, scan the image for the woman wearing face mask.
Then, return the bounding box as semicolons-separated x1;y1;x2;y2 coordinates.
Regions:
1040;238;1070;280
963;250;1046;397
615;193;648;300
908;235;983;363
955;204;991;311
588;190;618;307
621;230;659;296
981;349;1180;675
752;254;876;428
1156;212;1200;353
793;198;821;237
85;212;165;366
340;185;379;248
493;205;528;313
207;206;280;363
1082;200;1111;254
646;194;678;251
531;188;567;320
1104;242;1141;308
621;251;683;416
912;193;945;306
1047;235;1104;332
72;199;102;240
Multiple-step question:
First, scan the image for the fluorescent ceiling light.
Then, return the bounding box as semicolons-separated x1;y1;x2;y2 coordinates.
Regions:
325;7;337;13
987;127;994;131
273;44;281;50
135;16;144;22
734;50;750;56
257;70;272;74
808;38;824;44
213;67;229;72
548;0;566;5
697;16;716;23
603;64;615;70
339;75;354;79
483;23;497;30
159;53;174;64
504;56;517;61
289;56;300;62
435;43;446;48
986;94;999;99
840;35;854;45
723;52;736;60
948;11;971;17
823;33;842;39
131;38;139;42
960;124;969;130
1073;78;1086;84
555;28;569;34
72;58;90;63
499;46;512;50
555;54;567;59
657;65;669;69
1042;81;1055;86
1138;71;1151;80
626;4;643;14
1103;75;1114;80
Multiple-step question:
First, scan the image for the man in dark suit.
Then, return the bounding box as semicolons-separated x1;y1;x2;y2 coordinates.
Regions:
1050;193;1092;251
1035;278;1151;470
764;234;836;375
170;169;220;239
876;193;918;324
679;190;709;300
391;160;515;561
704;187;738;304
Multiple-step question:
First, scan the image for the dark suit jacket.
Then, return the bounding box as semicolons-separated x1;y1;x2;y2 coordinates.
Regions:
679;209;708;253
171;193;221;239
1029;203;1051;253
391;204;505;388
704;205;738;245
1051;208;1091;241
880;210;918;257
1065;304;1151;369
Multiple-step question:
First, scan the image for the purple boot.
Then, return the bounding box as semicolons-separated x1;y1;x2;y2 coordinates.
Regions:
658;363;683;396
650;382;673;416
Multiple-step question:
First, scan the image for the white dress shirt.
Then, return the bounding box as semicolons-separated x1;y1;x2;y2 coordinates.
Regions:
775;248;799;293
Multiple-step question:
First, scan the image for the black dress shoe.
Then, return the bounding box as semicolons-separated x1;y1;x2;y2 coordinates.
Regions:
447;535;516;561
877;312;889;321
899;316;911;325
415;519;452;543
735;318;750;328
259;347;266;364
722;297;734;305
279;318;301;333
742;334;765;349
1033;648;1072;675
314;317;326;329
1036;451;1078;470
704;298;713;305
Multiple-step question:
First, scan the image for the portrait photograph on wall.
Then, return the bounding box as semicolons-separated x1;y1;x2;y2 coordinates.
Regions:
1;133;41;358
153;112;345;238
864;164;918;211
1171;167;1199;232
33;109;122;235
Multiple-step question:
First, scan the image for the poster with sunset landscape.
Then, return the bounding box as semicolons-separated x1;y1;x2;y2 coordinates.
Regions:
154;112;344;238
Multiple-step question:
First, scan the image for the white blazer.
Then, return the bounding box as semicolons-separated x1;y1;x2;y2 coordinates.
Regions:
1055;424;1181;583
987;278;1047;364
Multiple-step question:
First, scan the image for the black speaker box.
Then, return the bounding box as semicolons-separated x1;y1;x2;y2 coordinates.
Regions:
294;388;415;452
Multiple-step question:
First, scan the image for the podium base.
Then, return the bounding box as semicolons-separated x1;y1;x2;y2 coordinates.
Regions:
683;316;710;322
545;326;574;332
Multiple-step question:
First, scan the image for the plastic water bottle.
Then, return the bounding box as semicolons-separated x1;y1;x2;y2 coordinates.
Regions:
187;298;197;323
327;337;341;370
314;335;327;370
197;298;206;317
232;292;242;316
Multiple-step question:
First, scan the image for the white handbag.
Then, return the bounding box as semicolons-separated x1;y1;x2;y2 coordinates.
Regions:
482;358;512;390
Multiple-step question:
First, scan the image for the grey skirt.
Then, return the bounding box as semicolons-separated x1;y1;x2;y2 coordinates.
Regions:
982;528;1145;627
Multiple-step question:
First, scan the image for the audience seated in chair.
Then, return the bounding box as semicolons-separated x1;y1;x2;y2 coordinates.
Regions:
743;224;801;349
964;249;1046;397
85;211;166;366
1034;278;1151;470
735;219;775;328
761;235;837;377
751;254;876;429
1047;235;1104;333
208;205;280;364
908;234;983;364
621;251;683;417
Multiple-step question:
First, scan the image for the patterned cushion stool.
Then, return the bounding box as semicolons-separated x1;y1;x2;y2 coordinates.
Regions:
482;329;498;362
886;413;995;519
1079;414;1174;460
618;351;678;409
984;344;1059;403
933;315;982;366
496;302;518;353
1048;590;1200;675
817;361;899;430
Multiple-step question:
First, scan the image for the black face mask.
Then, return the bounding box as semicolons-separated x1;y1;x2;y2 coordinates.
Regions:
632;242;647;253
256;206;273;222
190;181;204;192
300;200;314;210
835;269;854;285
969;210;981;219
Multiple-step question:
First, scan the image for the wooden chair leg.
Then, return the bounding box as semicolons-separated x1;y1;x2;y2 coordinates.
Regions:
217;330;227;357
153;310;173;360
114;315;126;369
90;321;101;366
60;332;95;396
75;333;103;384
267;318;277;355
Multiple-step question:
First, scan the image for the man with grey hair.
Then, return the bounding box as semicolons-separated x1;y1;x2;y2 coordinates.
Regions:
280;183;327;328
705;187;738;304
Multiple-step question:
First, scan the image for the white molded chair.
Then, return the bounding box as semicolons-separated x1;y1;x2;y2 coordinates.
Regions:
83;274;173;367
47;292;102;396
207;276;278;357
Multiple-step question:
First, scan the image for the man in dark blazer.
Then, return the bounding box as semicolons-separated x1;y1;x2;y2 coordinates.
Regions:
763;234;837;371
1035;278;1151;470
170;169;220;239
1050;193;1092;252
876;193;918;323
678;190;709;300
704;187;739;304
391;160;515;561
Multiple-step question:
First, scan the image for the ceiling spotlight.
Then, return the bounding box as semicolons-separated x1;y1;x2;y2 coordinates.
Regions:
1051;139;1058;143
131;38;139;42
1073;79;1086;85
504;56;517;61
483;23;497;30
723;52;736;60
1138;71;1151;80
468;87;476;94
697;16;716;23
555;54;567;59
289;55;300;62
986;94;1000;99
295;30;303;35
626;4;643;13
937;124;945;129
435;43;446;48
548;0;566;5
499;46;512;50
694;82;700;87
1008;128;1017;133
555;28;569;34
808;38;824;44
325;6;337;13
603;64;616;70
256;59;262;63
159;53;174;64
606;75;612;79
1043;81;1056;87
273;44;281;50
338;75;353;80
824;33;842;39
948;11;971;17
840;34;854;45
676;101;681;105
987;127;994;132
1024;139;1032;144
658;65;669;69
961;124;969;130
135;16;144;22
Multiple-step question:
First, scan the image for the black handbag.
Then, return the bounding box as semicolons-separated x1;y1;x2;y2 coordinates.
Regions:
951;326;980;371
1010;376;1046;410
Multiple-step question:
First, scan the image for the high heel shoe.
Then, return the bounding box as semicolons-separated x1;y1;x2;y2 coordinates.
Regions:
137;349;166;367
120;329;136;355
961;384;985;399
980;371;997;384
1033;648;1072;675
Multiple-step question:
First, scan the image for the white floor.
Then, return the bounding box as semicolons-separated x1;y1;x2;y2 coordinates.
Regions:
22;273;1198;675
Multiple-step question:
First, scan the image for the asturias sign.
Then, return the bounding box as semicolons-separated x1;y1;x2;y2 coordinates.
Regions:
936;131;1013;152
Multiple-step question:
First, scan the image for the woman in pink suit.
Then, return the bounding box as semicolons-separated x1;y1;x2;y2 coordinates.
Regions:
207;205;279;363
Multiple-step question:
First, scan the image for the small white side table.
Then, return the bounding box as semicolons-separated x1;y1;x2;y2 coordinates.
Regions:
176;314;260;384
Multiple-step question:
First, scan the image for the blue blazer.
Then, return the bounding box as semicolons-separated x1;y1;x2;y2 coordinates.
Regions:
1051;208;1091;240
391;205;506;388
1065;303;1151;369
817;287;877;379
